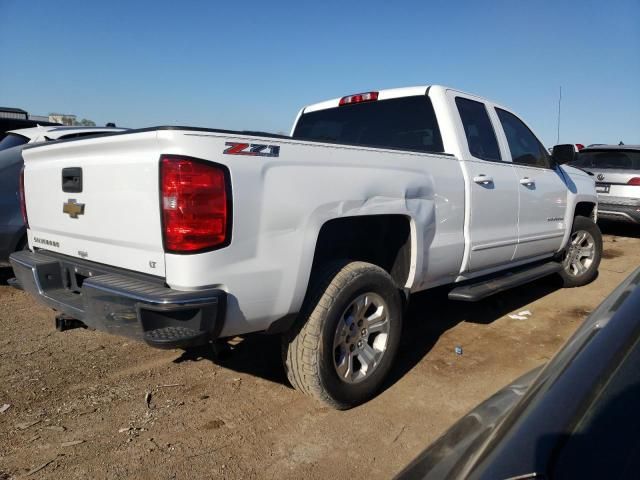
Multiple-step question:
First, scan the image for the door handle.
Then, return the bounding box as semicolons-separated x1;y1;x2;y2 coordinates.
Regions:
520;177;535;186
473;174;493;184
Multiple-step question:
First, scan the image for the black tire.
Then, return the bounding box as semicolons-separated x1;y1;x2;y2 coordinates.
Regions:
283;261;403;409
558;216;602;287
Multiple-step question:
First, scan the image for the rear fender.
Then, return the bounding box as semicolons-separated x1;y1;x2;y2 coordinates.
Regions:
292;194;433;314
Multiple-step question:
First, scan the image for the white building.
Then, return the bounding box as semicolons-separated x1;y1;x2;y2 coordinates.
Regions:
49;113;77;126
29;114;50;122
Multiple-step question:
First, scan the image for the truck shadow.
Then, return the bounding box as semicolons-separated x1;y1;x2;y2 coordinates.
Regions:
175;333;289;385
383;276;562;392
176;275;563;393
599;220;640;239
0;266;15;285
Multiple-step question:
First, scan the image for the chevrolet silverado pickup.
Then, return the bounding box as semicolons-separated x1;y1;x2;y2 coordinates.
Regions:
10;85;601;409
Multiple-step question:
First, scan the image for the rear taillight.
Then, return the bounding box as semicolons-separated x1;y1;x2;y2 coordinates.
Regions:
628;177;640;186
339;91;379;106
575;144;585;151
19;165;29;228
160;155;231;253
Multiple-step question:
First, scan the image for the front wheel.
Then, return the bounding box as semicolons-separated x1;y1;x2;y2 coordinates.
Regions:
558;216;602;287
283;261;403;409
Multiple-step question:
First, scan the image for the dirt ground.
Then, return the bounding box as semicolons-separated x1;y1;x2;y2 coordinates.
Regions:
1;222;639;480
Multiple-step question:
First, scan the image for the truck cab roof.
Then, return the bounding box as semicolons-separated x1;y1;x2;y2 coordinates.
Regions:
300;85;501;114
583;144;640;152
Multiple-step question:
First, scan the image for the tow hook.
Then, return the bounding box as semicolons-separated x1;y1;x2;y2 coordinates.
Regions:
55;313;87;332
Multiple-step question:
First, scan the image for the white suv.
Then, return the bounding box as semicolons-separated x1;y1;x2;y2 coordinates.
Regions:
0;125;127;151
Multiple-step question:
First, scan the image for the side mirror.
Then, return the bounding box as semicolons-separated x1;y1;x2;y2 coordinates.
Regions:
552;144;576;165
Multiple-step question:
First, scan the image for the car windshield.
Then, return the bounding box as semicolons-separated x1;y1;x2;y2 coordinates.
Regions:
572;150;640;170
0;133;29;151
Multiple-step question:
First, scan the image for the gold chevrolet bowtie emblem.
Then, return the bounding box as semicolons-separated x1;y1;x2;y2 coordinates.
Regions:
62;199;85;219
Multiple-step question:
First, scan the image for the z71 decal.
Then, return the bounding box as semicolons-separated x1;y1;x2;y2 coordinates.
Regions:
223;142;280;157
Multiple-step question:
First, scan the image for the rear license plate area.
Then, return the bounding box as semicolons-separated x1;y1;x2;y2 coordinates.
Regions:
61;263;100;292
596;183;610;194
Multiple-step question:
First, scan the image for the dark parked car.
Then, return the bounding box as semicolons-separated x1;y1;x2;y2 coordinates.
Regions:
0;145;28;263
397;266;640;480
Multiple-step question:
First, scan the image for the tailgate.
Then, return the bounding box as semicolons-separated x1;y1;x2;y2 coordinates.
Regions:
585;168;640;198
589;169;640;199
22;130;165;276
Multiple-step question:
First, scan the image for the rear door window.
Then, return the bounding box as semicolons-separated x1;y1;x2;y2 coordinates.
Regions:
496;108;551;169
292;96;444;154
455;97;502;162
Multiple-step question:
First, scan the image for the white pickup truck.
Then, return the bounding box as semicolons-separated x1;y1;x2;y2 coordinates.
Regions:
11;85;601;409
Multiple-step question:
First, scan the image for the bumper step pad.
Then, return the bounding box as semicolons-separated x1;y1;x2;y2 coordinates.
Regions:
143;326;210;349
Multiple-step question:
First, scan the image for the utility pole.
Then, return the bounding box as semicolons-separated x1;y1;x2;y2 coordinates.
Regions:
556;86;562;145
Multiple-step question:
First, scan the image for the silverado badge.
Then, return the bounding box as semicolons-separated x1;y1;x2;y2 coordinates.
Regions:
63;199;85;219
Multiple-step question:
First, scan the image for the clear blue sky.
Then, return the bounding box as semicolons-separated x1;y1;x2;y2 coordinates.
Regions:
1;0;638;146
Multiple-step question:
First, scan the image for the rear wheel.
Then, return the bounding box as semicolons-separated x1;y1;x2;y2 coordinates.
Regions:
283;261;403;409
558;216;602;287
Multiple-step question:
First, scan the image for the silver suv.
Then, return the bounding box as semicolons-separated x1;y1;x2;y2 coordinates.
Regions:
571;145;640;223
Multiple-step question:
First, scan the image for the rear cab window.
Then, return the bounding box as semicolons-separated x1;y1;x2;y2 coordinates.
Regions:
0;133;29;151
292;96;444;154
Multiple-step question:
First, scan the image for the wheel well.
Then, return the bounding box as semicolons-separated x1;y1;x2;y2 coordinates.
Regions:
575;202;596;220
310;215;412;287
